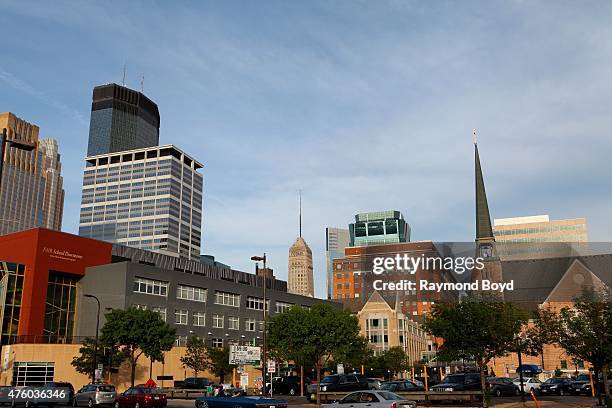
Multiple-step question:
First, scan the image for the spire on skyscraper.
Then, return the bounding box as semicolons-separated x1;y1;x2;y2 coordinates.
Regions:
475;130;494;242
299;190;302;238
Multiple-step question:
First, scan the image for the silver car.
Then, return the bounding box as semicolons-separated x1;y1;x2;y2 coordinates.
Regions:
73;384;117;407
324;391;416;408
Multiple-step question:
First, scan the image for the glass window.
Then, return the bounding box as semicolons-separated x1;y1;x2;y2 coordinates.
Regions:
214;291;240;307
228;316;239;330
133;277;168;297
193;312;205;326
247;296;269;311
177;285;207;302
212;314;224;328
151;307;167;322
175;309;188;325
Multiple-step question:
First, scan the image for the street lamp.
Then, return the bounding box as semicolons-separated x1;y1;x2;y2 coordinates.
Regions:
250;254;268;395
83;294;101;383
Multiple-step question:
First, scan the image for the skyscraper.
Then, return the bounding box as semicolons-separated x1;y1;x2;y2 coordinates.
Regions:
325;227;350;299
87;83;160;156
349;210;410;246
78;144;203;260
288;192;314;297
0;112;64;235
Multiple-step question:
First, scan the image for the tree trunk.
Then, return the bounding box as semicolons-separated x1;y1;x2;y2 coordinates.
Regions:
603;364;611;408
316;362;322;407
479;361;488;408
130;359;137;388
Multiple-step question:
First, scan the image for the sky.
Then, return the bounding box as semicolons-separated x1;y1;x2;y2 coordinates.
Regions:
1;0;611;298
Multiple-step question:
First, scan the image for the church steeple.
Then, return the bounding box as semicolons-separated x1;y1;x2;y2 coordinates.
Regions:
474;130;494;242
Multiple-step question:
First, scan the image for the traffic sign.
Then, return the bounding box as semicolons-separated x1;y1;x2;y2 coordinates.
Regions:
229;345;261;365
267;360;276;373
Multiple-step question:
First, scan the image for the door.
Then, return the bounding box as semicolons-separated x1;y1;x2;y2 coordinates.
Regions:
339;392;362;408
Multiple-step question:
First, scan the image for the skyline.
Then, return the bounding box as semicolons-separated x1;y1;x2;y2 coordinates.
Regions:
2;1;612;298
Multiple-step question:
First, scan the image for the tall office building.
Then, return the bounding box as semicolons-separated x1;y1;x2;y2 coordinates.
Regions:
288;193;314;297
0;112;64;235
78;145;203;260
325;227;350;299
493;215;588;243
349;210;410;246
87;83;160;156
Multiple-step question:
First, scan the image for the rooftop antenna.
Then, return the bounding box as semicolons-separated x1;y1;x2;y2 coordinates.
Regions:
473;128;477;144
299;189;302;238
122;64;126;86
140;76;144;93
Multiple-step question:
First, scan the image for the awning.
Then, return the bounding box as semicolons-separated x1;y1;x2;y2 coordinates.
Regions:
516;364;542;374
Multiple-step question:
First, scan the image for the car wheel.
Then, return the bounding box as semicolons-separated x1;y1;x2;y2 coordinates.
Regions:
88;400;93;408
559;389;564;396
494;388;502;397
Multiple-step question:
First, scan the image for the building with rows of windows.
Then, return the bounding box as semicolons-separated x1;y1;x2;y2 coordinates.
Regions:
78;145;203;260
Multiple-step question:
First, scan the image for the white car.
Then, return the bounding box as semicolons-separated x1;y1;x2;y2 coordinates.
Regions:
324;391;416;408
512;377;542;393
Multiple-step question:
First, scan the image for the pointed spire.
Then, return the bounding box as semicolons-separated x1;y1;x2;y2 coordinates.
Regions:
475;131;494;242
299;190;302;238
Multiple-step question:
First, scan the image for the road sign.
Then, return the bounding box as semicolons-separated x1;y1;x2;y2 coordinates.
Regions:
337;363;344;374
267;360;276;373
229;345;261;365
97;363;103;371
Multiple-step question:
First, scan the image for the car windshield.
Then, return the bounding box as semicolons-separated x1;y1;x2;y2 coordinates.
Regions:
378;392;402;400
97;386;115;392
380;383;397;390
321;377;338;383
140;388;162;394
545;378;564;384
443;375;464;384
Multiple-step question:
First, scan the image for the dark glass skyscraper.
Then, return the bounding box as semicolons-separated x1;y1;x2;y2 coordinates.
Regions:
87;83;160;156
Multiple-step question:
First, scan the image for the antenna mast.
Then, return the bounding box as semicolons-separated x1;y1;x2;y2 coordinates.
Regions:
299;190;302;238
122;64;126;86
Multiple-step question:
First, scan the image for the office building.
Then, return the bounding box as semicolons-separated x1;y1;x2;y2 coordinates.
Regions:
0;112;64;236
349;211;410;246
325;227;350;299
78;145;203;260
493;215;588;243
87;83;160;156
288;194;314;297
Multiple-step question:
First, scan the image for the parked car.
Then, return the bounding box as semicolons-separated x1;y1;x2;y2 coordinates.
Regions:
268;376;311;395
431;373;481;392
113;387;167;408
486;377;519;397
0;386;13;406
539;378;572;396
380;381;424;392
413;377;438;387
73;384;117;407
195;396;288;408
324;390;416;408
569;375;592;395
512;377;542;394
182;378;212;390
318;375;369;392
367;379;382;390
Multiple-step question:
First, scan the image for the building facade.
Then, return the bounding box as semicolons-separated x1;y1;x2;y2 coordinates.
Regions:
493;215;588;243
288;237;314;297
87;83;160;156
0;112;64;236
349;211;410;247
78;145;203;260
325;227;350;300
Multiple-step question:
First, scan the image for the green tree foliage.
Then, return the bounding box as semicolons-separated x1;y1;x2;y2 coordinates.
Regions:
71;337;126;378
180;336;208;378
423;300;528;405
267;304;364;405
537;290;612;407
100;308;176;387
203;346;237;384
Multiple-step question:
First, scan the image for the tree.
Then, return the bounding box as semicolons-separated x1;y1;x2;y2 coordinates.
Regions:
267;304;363;406
539;290;612;407
71;337;126;378
423;300;528;406
380;347;410;378
100;307;176;387
181;336;208;378
203;346;237;384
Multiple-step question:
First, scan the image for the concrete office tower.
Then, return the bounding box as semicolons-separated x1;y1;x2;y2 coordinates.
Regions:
78;145;203;260
288;193;314;297
493;215;588;243
38;139;65;230
325;227;350;299
0;112;64;235
349;210;410;246
87;83;160;156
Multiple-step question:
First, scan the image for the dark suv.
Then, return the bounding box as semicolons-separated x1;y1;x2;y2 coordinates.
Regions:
319;374;369;392
431;373;481;392
181;378;211;389
270;376;311;395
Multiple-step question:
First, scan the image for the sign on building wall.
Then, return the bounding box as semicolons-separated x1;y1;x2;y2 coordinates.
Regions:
229;345;261;365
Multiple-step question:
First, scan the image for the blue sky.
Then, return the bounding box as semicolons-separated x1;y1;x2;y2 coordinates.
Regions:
1;1;611;298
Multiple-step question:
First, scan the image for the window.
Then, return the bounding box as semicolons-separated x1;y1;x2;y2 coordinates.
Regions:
133;304;147;310
245;318;256;332
214;291;240;307
275;301;294;314
560;360;567;369
228;316;239;330
152;307;167;322
193;312;205;326
133;277;168;296
213;314;224;328
175;335;188;347
212;338;223;348
247;296;269;311
177;285;207;302
175;309;188;325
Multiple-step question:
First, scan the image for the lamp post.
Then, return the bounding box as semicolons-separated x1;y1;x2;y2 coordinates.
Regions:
84;294;101;383
250;254;267;395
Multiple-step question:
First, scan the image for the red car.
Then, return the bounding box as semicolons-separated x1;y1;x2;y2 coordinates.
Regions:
113;388;167;408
